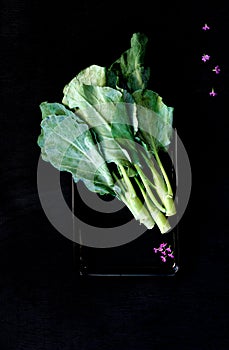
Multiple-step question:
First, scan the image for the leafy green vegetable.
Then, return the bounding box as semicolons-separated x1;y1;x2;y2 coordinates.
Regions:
37;32;176;233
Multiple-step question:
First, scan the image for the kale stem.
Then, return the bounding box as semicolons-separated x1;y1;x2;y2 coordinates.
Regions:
151;140;173;197
118;164;136;196
141;150;176;216
135;177;171;234
112;173;127;196
134;164;166;213
116;164;155;229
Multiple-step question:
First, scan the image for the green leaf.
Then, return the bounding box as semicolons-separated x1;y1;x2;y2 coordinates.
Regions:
63;82;123;110
132;89;174;152
38;102;84;151
107;32;150;92
65;64;107;88
38;102;114;195
62;80;140;170
39;102;75;119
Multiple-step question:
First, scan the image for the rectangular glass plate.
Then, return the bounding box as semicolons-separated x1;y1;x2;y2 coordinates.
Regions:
72;130;179;276
75;227;179;277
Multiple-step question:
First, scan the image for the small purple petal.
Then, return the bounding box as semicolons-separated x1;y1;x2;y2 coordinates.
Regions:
153;248;158;253
166;247;172;253
160;243;167;248
161;251;167;256
160;256;166;263
168;253;174;259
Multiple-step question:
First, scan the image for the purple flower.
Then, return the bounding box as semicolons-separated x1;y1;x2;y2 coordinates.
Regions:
160;243;167;248
202;54;210;62
202;23;210;31
209;88;217;96
153;242;175;263
212;65;220;74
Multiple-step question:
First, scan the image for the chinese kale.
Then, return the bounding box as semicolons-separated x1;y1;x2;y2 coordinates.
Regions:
38;32;176;233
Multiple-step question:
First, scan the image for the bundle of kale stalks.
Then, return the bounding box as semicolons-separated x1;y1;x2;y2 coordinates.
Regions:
38;33;176;234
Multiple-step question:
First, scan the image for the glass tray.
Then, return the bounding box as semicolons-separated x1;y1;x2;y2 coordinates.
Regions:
75;225;179;277
70;131;180;277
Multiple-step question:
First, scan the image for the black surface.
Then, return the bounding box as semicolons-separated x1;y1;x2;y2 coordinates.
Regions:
0;1;228;349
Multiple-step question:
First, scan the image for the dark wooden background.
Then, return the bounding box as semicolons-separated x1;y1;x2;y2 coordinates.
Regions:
0;1;228;349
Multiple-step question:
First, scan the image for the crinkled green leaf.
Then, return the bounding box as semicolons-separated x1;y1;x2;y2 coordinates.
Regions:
66;64;106;88
132;89;174;152
62;81;139;170
38;102;83;152
38;102;115;195
107;32;150;92
63;82;123;110
39;102;75;119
